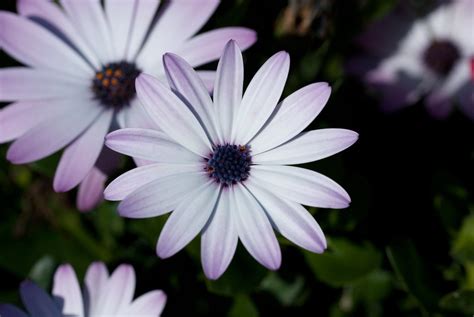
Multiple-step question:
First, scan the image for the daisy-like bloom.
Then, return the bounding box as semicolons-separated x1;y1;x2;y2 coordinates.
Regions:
0;0;256;211
104;40;358;279
0;262;167;317
349;0;473;119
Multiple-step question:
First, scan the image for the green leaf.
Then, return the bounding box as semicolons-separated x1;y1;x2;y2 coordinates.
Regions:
440;290;474;314
351;270;392;304
304;238;382;287
28;256;56;289
260;272;306;306
452;215;474;262
228;295;259;317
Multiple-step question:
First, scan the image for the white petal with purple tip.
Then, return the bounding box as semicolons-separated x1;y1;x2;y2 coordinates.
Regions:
52;264;84;317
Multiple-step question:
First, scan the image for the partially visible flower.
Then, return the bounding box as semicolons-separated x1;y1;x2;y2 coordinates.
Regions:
0;0;256;211
0;262;166;317
349;0;473;119
104;40;358;279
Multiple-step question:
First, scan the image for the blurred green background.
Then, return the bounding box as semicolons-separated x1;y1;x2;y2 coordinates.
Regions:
1;0;473;316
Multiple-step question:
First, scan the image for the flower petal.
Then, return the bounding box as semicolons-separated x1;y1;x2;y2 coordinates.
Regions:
201;189;238;280
52;264;84;317
54;110;113;192
17;0;102;68
246;179;326;253
172;27;257;68
213;40;244;143
20;281;62;317
60;0;116;63
250;83;331;154
0;11;92;78
136;0;219;69
233;51;290;144
121;100;159;130
196;70;216;93
251;165;351;209
0;67;88;101
253;129;358;165
136;73;212;156
123;290;167;317
84;262;109;315
117;171;208;218
0;304;28;317
232;183;281;270
106;128;200;163
6;100;102;164
156;180;219;258
77;167;107;212
104;0;136;59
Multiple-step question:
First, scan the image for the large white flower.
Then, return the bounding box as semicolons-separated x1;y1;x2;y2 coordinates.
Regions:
105;40;358;279
0;0;256;210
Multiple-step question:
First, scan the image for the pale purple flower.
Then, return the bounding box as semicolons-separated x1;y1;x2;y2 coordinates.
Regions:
349;0;474;119
0;262;166;317
0;0;256;211
104;40;358;279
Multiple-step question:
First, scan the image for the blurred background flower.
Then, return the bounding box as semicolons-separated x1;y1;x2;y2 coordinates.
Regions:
1;0;473;316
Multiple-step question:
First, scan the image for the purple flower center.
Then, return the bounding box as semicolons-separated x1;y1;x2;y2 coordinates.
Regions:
92;61;141;109
423;40;460;76
205;144;252;186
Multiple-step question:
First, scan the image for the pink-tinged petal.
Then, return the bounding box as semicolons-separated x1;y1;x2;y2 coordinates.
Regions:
124;0;160;60
213;40;244;143
84;262;109;314
118;171;208;218
135;73;212;156
0;98;74;143
92;265;136;316
60;0;116;62
106;128;199;163
201;189;238;280
196;70;216;93
250;83;331;154
253;129;358;165
123;290;167;317
104;0;136;59
251;165;351;209
172;27;257;68
136;0;219;69
0;304;28;317
52;264;84;317
233;52;290;145
17;0;102;68
106;163;203;202
246;179;326;253
157;181;219;258
54;110;113;192
163;53;219;142
77;167;107;212
0;67;88;101
232;183;281;270
20;281;62;317
6;101;102;164
0;11;93;78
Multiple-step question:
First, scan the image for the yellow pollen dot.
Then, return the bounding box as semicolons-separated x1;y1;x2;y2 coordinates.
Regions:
105;69;113;76
96;73;104;80
114;69;123;77
102;78;110;87
111;78;119;86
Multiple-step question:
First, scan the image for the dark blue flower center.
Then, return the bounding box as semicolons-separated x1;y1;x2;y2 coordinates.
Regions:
205;144;252;186
92;61;141;109
423;40;460;76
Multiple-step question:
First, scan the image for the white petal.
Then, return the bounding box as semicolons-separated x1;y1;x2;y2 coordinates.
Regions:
84;262;109;315
136;73;212;156
213;40;243;143
201;189;238;280
233;52;290;144
0;67;88;101
197;70;216;93
251;165;351;209
232;183;281;270
104;0;136;59
253;129;358;165
52;264;84;317
0;11;93;78
157;180;219;258
136;0;219;69
246;179;326;253
122;290;167;317
53;110;113;192
77;167;107;212
117;171;209;218
250;83;331;154
17;0;102;68
61;0;115;63
122;100;159;130
106;128;200;163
